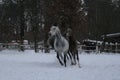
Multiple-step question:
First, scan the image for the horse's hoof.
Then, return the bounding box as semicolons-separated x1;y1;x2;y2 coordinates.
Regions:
78;65;81;68
71;63;76;65
61;63;64;66
74;63;77;65
65;65;67;67
71;63;73;65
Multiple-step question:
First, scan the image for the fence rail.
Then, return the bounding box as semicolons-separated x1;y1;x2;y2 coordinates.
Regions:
78;45;99;53
78;44;120;53
0;43;120;53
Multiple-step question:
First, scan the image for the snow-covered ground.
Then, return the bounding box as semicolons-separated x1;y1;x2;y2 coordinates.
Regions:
0;50;120;80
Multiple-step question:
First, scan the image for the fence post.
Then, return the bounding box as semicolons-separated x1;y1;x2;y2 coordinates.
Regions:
115;42;118;53
96;45;99;53
78;45;82;53
0;44;2;51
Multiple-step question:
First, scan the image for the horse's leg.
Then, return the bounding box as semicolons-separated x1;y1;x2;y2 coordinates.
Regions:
56;53;63;66
73;52;77;65
67;50;72;60
71;52;75;65
64;52;67;67
76;50;81;68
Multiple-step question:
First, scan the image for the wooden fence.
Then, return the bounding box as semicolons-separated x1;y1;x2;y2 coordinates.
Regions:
78;44;120;53
0;43;120;53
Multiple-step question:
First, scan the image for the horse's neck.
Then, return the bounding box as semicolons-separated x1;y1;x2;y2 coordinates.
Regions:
55;32;62;40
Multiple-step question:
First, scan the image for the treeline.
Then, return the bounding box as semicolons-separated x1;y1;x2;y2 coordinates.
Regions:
85;0;120;40
0;0;120;49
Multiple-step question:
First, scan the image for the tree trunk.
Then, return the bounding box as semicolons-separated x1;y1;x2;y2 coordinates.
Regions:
33;25;39;53
44;23;50;53
19;0;25;51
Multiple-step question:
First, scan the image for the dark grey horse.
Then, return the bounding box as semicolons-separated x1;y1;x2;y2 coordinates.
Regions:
65;28;81;67
49;26;69;67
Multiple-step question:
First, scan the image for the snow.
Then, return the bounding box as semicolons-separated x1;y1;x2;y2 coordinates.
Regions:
106;33;120;37
0;50;120;80
101;33;120;38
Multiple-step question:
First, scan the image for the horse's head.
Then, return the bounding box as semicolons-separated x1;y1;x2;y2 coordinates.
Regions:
66;28;72;37
49;26;61;37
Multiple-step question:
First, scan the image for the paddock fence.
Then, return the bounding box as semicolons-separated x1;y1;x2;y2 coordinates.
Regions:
78;44;120;53
0;43;120;53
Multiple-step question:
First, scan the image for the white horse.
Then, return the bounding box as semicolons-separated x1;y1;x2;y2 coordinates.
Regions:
49;26;69;67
